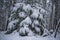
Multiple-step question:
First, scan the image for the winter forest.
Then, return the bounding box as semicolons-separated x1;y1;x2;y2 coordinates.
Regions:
0;0;60;40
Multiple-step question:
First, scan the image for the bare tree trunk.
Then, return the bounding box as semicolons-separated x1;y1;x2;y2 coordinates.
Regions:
54;0;60;37
51;0;55;30
54;19;60;38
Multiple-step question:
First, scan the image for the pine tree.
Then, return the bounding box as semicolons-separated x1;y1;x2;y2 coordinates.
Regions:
5;0;48;36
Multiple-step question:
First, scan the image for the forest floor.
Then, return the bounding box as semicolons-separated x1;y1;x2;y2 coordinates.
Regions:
0;30;60;40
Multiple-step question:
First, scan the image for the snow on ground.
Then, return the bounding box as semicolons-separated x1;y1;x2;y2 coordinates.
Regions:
0;31;60;40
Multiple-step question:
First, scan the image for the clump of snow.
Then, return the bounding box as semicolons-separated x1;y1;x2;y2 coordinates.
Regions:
18;12;27;18
31;9;40;19
19;27;26;35
19;24;34;36
14;3;23;7
46;0;50;3
20;16;32;26
39;14;44;20
33;20;39;25
49;29;53;33
23;4;32;12
32;20;40;28
12;3;24;12
35;27;40;33
28;30;34;36
42;28;50;37
36;6;46;13
40;8;46;13
23;24;30;33
7;19;19;30
12;7;18;12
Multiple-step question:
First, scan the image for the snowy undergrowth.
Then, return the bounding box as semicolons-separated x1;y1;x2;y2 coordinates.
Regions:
0;31;60;40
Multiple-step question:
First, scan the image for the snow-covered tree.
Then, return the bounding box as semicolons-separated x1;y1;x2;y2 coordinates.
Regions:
5;0;51;37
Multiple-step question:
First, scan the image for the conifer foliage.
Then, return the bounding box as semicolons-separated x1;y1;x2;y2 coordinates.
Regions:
5;1;47;36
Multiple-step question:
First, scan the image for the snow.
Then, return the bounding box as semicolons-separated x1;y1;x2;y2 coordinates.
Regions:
20;16;32;26
18;12;27;18
14;3;23;7
39;14;44;19
19;24;29;35
33;20;39;25
24;24;34;36
0;31;60;40
31;9;40;19
42;28;50;37
19;27;26;35
12;3;24;12
28;30;34;36
35;27;40;33
8;13;15;22
32;20;40;28
7;19;19;30
46;0;50;3
23;4;32;12
19;24;34;36
56;33;60;40
34;4;46;13
40;8;46;13
13;7;18;12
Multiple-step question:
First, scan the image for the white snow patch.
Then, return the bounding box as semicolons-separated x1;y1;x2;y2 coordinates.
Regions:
39;14;44;19
14;3;23;7
20;16;32;26
35;27;40;33
28;30;34;36
23;4;32;12
31;9;40;19
12;3;24;12
40;8;45;13
18;12;27;18
0;31;58;40
32;20;39;28
7;19;19;30
43;28;50;36
46;0;50;3
33;20;39;25
19;27;26;35
13;7;18;12
19;24;34;36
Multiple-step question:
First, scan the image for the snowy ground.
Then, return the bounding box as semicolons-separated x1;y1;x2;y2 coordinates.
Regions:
0;31;60;40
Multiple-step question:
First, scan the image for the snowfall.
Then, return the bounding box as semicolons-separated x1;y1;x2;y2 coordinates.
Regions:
0;30;60;40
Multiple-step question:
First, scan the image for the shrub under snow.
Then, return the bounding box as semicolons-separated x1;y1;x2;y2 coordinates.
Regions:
6;2;48;37
7;19;19;31
19;24;34;36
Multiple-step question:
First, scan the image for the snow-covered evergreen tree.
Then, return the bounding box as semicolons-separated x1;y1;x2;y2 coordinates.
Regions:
5;0;50;36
